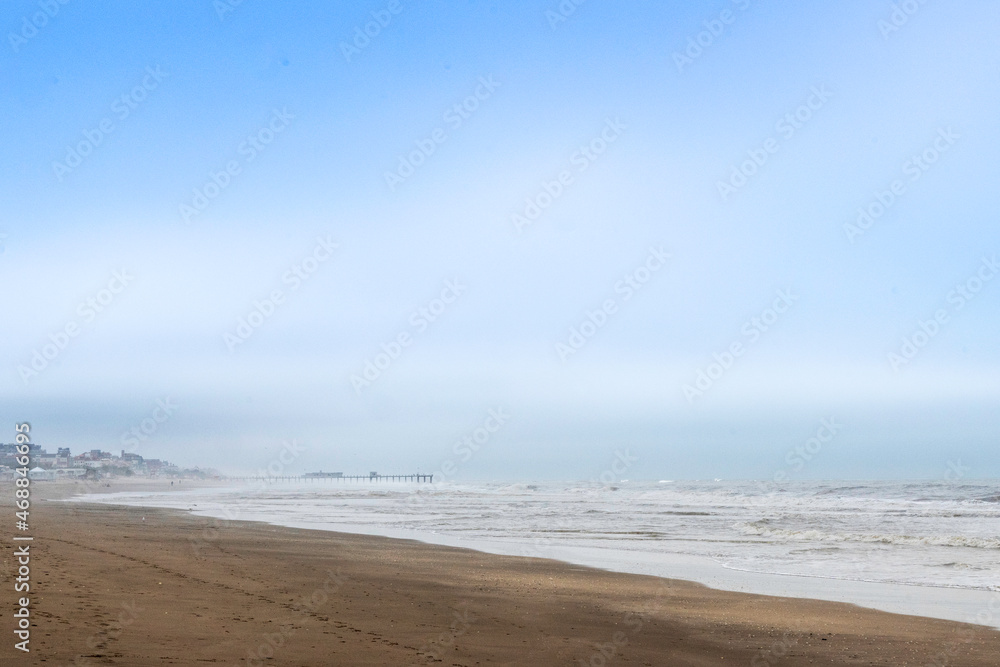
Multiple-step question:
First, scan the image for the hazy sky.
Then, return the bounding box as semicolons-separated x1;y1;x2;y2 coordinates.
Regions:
3;0;998;479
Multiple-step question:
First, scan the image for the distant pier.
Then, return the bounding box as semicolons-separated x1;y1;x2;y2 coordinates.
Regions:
227;472;433;483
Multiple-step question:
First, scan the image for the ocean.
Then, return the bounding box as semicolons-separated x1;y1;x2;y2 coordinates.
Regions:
72;479;1000;628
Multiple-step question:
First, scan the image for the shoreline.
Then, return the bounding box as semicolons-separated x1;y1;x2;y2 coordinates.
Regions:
65;480;1000;630
1;480;996;665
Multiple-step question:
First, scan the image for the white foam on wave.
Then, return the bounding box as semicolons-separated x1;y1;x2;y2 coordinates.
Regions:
736;520;1000;550
68;479;1000;627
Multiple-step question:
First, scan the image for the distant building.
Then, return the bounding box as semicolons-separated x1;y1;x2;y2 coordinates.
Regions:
0;443;186;480
36;454;57;465
0;443;40;456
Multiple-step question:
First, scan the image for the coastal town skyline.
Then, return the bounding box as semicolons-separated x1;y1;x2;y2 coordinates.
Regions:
0;441;193;480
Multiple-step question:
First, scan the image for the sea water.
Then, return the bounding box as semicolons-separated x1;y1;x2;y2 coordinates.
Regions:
72;479;1000;628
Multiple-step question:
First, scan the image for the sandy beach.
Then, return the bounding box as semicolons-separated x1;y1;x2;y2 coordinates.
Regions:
1;481;997;666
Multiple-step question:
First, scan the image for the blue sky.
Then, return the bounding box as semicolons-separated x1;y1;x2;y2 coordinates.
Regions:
2;0;998;479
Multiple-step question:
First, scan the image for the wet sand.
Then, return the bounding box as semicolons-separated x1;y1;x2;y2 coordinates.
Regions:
1;480;997;665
